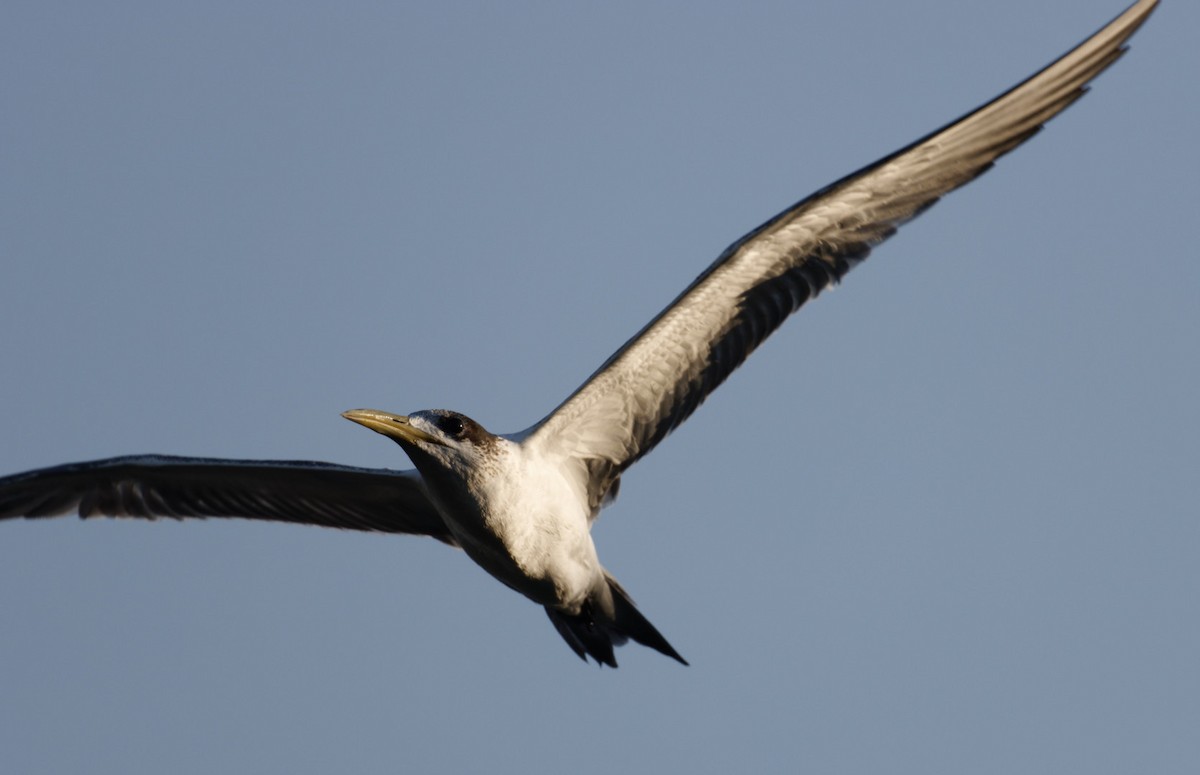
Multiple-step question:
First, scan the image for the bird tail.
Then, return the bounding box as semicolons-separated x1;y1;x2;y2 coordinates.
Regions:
544;572;687;668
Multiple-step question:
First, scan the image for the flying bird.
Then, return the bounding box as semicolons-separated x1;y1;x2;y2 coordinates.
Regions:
0;0;1157;667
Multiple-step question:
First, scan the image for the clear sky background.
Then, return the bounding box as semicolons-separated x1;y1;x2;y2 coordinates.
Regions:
1;1;1195;773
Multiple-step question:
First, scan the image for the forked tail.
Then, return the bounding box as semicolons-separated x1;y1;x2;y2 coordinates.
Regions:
544;572;687;668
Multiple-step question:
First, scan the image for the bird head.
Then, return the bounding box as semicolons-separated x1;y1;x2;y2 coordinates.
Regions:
341;408;499;480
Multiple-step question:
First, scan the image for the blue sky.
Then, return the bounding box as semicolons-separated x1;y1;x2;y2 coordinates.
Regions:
2;1;1196;773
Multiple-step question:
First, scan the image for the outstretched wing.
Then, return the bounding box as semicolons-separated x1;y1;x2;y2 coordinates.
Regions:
524;0;1157;513
0;455;454;543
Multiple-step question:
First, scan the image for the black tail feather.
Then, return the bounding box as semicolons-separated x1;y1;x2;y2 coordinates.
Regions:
545;603;619;667
544;573;687;668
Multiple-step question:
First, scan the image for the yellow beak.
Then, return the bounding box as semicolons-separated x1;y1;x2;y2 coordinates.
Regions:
341;409;445;446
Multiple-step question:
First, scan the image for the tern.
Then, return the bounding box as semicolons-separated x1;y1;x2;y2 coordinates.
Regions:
0;0;1157;666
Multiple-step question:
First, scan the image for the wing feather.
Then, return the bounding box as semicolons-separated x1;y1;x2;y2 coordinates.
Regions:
0;454;453;543
525;0;1157;512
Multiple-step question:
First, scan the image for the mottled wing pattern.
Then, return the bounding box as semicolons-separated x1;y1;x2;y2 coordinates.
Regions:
526;0;1156;513
0;455;454;543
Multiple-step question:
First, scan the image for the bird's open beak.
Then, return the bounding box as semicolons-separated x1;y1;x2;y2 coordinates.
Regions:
341;409;445;446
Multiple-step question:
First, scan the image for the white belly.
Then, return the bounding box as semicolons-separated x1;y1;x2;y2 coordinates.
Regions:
433;446;602;611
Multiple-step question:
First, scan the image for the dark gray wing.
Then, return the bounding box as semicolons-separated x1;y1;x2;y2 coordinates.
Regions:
524;0;1157;514
0;455;454;543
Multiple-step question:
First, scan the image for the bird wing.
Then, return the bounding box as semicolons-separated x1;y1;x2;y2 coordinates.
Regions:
0;455;454;543
524;0;1157;513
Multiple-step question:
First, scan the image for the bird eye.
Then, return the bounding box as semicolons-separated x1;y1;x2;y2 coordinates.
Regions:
438;415;465;437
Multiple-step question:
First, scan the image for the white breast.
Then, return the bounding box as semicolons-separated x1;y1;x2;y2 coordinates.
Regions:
441;439;602;611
